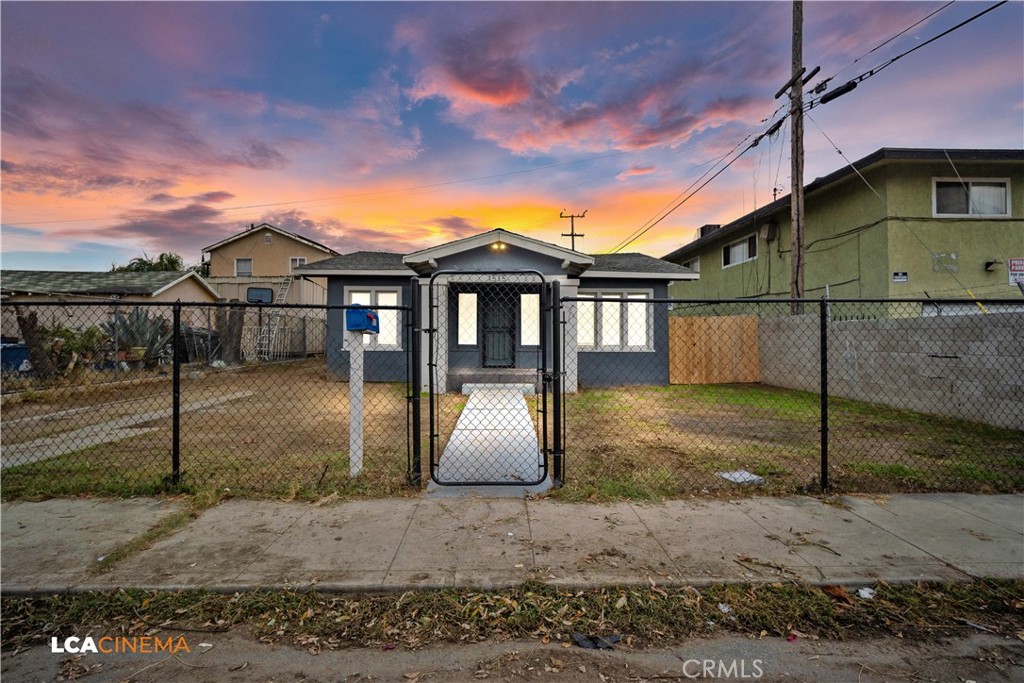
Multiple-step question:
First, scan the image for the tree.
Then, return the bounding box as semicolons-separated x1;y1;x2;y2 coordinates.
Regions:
110;252;186;272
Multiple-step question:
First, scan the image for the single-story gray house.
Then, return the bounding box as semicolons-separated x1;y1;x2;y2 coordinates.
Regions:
294;229;696;391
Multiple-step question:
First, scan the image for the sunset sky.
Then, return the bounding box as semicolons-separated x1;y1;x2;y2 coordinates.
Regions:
2;1;1022;271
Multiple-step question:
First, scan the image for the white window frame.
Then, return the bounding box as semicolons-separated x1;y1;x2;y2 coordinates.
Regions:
234;258;253;277
457;292;478;347
722;235;757;268
290;256;307;272
577;289;654;352
682;257;700;273
520;293;541;347
264;232;273;244
344;286;403;351
932;177;1010;218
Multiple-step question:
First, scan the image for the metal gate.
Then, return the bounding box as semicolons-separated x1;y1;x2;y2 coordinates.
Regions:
427;270;557;486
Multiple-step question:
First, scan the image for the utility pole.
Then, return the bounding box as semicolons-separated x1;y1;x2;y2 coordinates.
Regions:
560;209;587;251
789;0;806;313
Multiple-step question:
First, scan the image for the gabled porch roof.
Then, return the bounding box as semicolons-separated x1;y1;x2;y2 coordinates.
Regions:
403;228;594;276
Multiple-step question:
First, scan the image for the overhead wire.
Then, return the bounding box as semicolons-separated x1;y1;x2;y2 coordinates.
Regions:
805;1;1009;111
805;112;988;306
608;102;791;254
813;0;958;91
610;0;1008;254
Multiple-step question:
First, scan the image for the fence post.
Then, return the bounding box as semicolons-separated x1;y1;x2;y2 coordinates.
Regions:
551;280;563;487
409;278;422;486
346;329;365;478
172;300;181;486
819;298;829;492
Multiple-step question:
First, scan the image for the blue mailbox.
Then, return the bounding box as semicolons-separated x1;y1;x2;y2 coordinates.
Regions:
346;306;380;334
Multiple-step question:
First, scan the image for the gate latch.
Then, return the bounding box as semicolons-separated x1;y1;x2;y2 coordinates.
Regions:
542;372;553;386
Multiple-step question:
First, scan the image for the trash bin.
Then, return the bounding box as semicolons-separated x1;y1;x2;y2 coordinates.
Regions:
0;343;29;372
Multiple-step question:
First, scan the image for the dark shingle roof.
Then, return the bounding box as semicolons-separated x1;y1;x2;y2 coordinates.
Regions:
590;253;694;275
297;251;408;271
296;249;693;276
1;270;200;296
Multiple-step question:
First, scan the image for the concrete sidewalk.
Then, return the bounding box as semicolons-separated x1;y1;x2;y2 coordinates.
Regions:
1;493;1021;595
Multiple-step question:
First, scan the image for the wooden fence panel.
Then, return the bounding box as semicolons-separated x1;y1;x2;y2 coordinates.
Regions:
669;315;760;384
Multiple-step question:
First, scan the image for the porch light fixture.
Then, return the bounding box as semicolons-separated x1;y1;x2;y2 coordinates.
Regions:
491;241;507;251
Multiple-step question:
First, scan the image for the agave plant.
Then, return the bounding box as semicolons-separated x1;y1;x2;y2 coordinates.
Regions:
102;307;173;367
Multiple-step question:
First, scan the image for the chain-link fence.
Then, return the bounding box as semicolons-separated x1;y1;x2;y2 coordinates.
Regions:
427;272;550;486
1;301;415;498
559;297;1023;497
3;295;1021;500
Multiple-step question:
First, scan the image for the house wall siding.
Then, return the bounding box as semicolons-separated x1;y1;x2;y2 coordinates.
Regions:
207;230;334;278
325;275;413;382
206;276;328;305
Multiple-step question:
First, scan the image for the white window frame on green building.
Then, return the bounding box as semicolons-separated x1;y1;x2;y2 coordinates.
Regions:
932;178;1010;218
722;235;757;268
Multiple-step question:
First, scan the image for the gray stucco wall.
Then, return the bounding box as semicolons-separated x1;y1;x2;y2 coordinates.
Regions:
576;280;671;388
759;312;1023;430
326;275;413;382
446;282;545;372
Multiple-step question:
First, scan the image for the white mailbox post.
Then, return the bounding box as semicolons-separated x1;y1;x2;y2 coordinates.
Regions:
344;306;379;479
344;330;365;478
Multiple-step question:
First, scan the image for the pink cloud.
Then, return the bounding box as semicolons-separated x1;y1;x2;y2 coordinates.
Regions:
616;165;655;181
400;13;781;156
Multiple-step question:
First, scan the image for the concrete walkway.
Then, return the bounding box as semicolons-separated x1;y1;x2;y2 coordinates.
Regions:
434;386;546;487
1;493;1021;595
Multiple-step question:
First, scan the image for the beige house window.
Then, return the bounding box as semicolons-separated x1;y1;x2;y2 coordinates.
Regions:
265;233;273;244
235;258;253;277
290;256;307;272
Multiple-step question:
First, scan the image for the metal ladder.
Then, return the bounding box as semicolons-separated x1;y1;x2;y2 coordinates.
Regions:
256;277;292;359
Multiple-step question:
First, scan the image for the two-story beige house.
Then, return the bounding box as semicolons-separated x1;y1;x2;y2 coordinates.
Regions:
201;223;338;306
201;223;339;360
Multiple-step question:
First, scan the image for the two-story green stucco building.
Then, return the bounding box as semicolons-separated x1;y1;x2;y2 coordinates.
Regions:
663;148;1024;303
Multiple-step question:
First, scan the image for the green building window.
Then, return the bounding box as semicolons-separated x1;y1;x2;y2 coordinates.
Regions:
934;179;1009;217
722;235;757;267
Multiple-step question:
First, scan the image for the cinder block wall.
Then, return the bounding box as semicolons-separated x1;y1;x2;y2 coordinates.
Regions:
759;313;1023;430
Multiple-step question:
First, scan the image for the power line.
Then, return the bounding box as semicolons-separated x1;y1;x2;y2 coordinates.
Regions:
610;0;1008;255
607;135;764;254
814;0;957;91
606;100;790;254
806;1;1009;110
805;112;983;301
